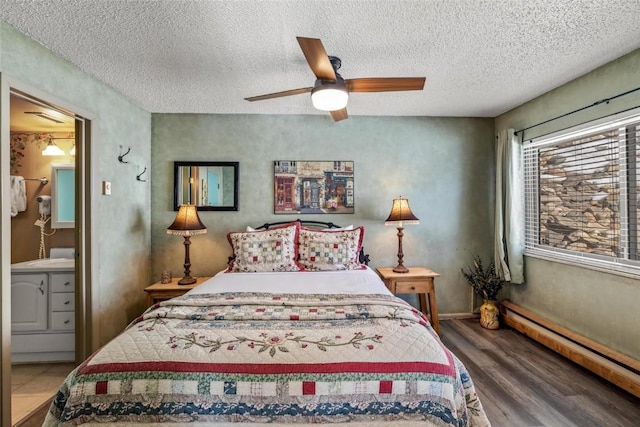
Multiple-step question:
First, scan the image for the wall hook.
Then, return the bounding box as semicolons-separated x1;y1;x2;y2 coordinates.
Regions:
136;166;147;182
118;147;131;163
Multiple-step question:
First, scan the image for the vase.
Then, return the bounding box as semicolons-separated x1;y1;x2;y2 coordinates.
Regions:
480;300;499;330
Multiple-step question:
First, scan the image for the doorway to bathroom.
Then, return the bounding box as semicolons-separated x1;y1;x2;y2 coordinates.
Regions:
4;86;93;426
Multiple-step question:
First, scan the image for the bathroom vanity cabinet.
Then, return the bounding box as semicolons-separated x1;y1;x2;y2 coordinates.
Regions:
11;267;75;363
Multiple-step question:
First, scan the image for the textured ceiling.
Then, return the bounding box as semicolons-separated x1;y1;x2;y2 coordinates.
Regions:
2;0;640;118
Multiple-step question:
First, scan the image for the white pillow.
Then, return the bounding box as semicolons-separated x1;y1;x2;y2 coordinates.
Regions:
322;224;354;231
247;224;353;231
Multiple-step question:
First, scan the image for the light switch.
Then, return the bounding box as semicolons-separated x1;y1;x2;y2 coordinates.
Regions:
102;181;112;195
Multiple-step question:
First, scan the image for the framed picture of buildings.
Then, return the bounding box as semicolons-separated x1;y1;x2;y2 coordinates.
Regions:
274;161;354;214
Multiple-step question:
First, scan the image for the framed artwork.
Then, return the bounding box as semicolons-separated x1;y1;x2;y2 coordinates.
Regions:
274;161;354;214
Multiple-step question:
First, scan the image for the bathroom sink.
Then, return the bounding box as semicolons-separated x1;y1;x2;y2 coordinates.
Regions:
12;248;76;271
24;258;74;267
12;258;75;271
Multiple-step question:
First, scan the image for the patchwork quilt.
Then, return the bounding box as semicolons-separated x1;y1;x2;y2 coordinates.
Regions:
44;292;490;426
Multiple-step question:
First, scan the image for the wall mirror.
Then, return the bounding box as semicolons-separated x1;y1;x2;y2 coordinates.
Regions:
51;163;75;228
174;161;239;211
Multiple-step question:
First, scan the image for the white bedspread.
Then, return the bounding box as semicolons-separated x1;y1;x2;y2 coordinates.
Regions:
188;266;393;296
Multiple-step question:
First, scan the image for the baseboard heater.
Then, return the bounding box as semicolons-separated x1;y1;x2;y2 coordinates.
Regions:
500;300;640;398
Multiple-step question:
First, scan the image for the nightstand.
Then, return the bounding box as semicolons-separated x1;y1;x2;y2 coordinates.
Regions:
376;267;441;335
144;276;211;305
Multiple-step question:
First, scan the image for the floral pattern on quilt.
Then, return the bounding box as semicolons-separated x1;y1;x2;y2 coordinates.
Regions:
44;292;490;427
298;226;365;271
227;223;302;272
168;330;384;357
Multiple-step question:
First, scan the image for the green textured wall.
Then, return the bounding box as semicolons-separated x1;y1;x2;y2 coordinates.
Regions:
496;48;640;360
151;114;495;314
0;21;152;346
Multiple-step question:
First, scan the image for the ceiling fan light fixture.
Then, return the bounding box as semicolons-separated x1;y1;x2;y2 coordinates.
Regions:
311;79;348;111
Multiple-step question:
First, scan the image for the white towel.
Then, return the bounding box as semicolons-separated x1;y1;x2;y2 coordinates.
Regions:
10;176;27;217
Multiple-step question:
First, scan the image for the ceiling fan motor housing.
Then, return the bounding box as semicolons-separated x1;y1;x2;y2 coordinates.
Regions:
313;76;346;90
328;55;342;72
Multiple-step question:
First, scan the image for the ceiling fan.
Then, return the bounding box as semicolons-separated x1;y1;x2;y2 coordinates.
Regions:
245;37;426;122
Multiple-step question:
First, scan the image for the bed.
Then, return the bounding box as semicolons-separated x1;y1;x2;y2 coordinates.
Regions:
44;221;489;426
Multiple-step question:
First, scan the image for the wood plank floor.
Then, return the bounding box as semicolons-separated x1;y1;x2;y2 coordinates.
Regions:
440;318;640;427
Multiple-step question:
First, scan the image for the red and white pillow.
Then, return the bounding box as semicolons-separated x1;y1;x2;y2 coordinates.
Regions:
298;226;365;271
227;222;365;272
226;222;303;272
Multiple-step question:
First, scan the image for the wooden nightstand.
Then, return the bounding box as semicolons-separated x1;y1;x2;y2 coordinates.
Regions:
376;267;441;335
144;276;211;305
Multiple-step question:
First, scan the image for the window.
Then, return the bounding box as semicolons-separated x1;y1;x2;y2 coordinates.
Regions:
523;109;640;274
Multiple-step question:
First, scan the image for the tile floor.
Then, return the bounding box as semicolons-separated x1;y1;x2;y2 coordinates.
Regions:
11;363;76;426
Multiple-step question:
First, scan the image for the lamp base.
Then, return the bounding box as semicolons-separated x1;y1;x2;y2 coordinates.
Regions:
178;275;196;285
393;264;409;274
392;226;410;273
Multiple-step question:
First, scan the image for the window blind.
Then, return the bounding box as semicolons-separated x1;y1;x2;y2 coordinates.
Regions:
523;109;640;271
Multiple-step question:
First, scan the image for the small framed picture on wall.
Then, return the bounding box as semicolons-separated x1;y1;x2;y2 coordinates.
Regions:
274;160;354;214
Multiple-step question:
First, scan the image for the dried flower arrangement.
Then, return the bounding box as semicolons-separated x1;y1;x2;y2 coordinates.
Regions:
461;255;504;301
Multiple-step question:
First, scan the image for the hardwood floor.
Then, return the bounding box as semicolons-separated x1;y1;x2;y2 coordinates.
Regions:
11;363;75;426
440;318;640;427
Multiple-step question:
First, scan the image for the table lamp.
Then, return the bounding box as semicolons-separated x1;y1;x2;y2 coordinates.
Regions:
385;196;419;273
167;205;207;285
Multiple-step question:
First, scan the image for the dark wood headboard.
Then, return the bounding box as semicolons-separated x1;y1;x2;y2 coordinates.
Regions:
253;219;342;231
229;220;370;266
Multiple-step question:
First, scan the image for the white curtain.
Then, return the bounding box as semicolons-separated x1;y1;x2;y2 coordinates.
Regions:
494;128;524;284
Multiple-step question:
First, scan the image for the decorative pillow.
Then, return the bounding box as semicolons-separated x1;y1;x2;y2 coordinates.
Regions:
298;226;365;271
227;222;303;272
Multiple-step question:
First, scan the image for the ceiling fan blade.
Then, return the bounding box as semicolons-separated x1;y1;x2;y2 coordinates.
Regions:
244;87;312;102
296;37;337;81
346;77;426;92
330;108;348;122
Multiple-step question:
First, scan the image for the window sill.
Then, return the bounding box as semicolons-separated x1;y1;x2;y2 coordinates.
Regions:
524;249;640;281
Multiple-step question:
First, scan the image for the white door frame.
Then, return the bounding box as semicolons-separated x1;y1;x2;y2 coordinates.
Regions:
0;75;97;425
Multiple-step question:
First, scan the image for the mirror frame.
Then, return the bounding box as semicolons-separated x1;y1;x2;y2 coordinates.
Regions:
173;161;239;211
51;162;75;228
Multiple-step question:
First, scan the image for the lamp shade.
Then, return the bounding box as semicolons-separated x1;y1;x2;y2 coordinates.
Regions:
42;139;65;156
385;197;419;226
167;205;207;236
